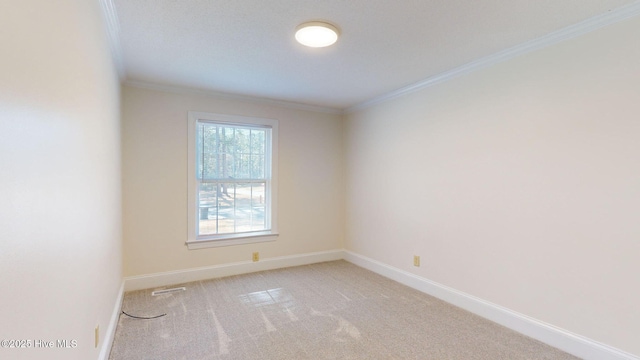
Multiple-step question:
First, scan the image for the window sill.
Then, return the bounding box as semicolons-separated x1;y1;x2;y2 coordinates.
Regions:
186;232;279;250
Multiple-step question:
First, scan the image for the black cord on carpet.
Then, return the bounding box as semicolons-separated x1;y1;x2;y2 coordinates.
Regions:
121;311;167;320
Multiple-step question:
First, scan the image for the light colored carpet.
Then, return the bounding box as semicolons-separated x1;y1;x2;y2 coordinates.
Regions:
109;260;580;359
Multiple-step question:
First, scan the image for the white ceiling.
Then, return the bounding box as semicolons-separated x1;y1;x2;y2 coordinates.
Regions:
111;0;637;110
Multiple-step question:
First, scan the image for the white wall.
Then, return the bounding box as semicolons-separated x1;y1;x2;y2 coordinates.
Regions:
0;1;122;360
121;85;344;277
344;15;640;357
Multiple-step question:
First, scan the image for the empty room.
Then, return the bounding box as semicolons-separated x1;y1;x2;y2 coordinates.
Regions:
1;0;639;359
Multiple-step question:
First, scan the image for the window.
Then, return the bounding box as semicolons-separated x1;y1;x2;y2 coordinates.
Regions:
187;112;278;249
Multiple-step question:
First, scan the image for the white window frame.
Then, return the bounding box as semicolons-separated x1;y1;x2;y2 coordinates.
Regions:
187;111;278;250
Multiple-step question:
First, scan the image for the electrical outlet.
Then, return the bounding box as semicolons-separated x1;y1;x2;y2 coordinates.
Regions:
413;255;420;267
95;325;99;348
252;252;259;262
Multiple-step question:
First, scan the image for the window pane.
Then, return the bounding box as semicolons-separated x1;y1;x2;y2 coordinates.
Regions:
235;183;252;233
234;128;251;179
200;124;220;179
198;182;218;235
251;155;264;178
235;128;250;155
251;129;265;154
198;181;268;236
251;183;266;230
216;182;236;234
202;153;218;179
228;183;267;233
198;122;267;182
235;154;249;179
222;153;234;179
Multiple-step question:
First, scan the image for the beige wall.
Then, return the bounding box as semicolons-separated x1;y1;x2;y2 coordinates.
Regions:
0;1;122;359
344;15;640;356
121;85;344;276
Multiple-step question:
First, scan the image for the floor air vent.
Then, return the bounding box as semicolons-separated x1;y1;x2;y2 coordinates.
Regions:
151;287;186;296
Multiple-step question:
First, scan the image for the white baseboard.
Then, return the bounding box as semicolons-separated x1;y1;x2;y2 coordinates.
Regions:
117;249;637;359
98;281;124;360
123;249;344;291
343;250;638;360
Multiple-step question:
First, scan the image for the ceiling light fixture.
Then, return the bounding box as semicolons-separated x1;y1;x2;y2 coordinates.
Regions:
295;21;340;48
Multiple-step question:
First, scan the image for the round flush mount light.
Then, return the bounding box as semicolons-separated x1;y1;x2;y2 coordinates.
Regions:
295;21;340;48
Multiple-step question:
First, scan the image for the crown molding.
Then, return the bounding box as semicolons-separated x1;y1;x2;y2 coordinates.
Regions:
99;0;125;79
123;80;344;115
346;1;640;113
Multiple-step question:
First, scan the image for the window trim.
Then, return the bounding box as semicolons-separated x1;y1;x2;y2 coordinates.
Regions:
186;111;278;250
